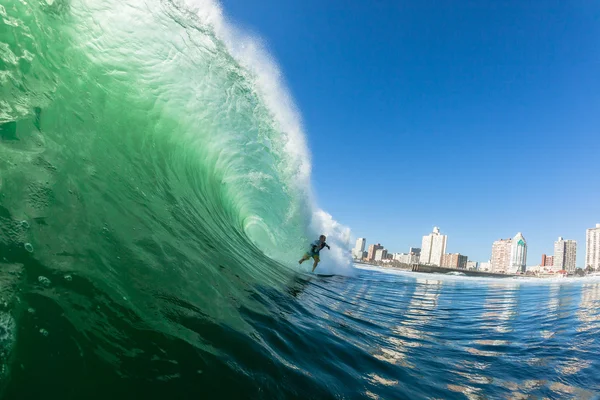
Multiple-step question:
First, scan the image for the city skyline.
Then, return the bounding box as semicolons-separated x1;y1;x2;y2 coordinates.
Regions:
355;222;599;269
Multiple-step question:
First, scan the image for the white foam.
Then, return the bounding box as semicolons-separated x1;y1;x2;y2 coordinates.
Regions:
356;264;600;286
181;0;311;190
0;311;15;377
309;210;355;275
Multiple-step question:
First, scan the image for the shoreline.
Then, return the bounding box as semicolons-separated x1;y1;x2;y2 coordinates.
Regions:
354;261;592;279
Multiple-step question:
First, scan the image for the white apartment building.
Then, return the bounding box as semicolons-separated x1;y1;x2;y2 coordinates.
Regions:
375;248;388;261
354;238;366;255
393;253;409;264
352;238;366;259
420;227;447;266
491;238;512;273
479;261;491;271
586;224;600;270
554;237;577;273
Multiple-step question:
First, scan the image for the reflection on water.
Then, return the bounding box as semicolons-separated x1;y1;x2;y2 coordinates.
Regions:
373;278;442;369
577;283;600;333
540;283;561;339
337;267;600;398
481;283;519;334
400;278;442;332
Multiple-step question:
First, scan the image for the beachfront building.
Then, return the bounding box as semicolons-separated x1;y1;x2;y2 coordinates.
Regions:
409;247;421;256
527;265;544;274
420;227;447;266
466;261;478;270
509;232;527;273
541;254;554;267
586;224;600;271
479;261;491;271
394;251;420;265
367;243;383;261
374;248;388;262
491;238;512;273
409;248;421;264
441;253;468;269
393;253;410;264
354;238;367;256
554;237;577;273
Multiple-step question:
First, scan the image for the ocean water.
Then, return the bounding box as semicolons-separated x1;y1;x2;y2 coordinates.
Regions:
1;1;600;399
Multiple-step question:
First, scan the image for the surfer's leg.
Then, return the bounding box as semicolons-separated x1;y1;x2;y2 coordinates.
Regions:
311;255;319;272
298;253;309;264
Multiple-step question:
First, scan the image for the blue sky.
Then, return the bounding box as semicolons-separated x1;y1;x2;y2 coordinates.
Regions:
221;0;600;266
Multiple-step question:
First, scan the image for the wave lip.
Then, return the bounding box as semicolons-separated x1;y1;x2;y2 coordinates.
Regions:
174;0;354;272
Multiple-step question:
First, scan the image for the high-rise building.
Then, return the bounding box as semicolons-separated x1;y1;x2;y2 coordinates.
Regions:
354;238;366;256
554;239;564;271
367;244;383;261
441;253;468;269
491;238;512;273
564;241;577;273
586;224;600;270
554;237;577;273
509;232;527;273
420;227;447;266
541;254;554;267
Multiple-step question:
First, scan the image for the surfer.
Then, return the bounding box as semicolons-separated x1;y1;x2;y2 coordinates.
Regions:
298;234;330;272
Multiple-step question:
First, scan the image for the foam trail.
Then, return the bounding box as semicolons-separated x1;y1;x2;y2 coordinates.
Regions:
310;210;354;275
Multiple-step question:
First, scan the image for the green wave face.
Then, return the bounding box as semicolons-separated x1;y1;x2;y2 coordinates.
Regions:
2;1;313;267
0;0;356;350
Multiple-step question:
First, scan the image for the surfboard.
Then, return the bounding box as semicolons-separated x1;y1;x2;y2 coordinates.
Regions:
300;272;335;278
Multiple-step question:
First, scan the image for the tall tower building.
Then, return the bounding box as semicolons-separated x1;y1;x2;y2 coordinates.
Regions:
491;238;512;273
367;243;382;261
586;224;600;270
565;241;577;273
420;227;447;266
353;238;366;258
554;237;577;273
509;232;527;273
354;238;366;253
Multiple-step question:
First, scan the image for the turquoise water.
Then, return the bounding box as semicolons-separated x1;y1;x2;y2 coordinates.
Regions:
1;1;600;399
